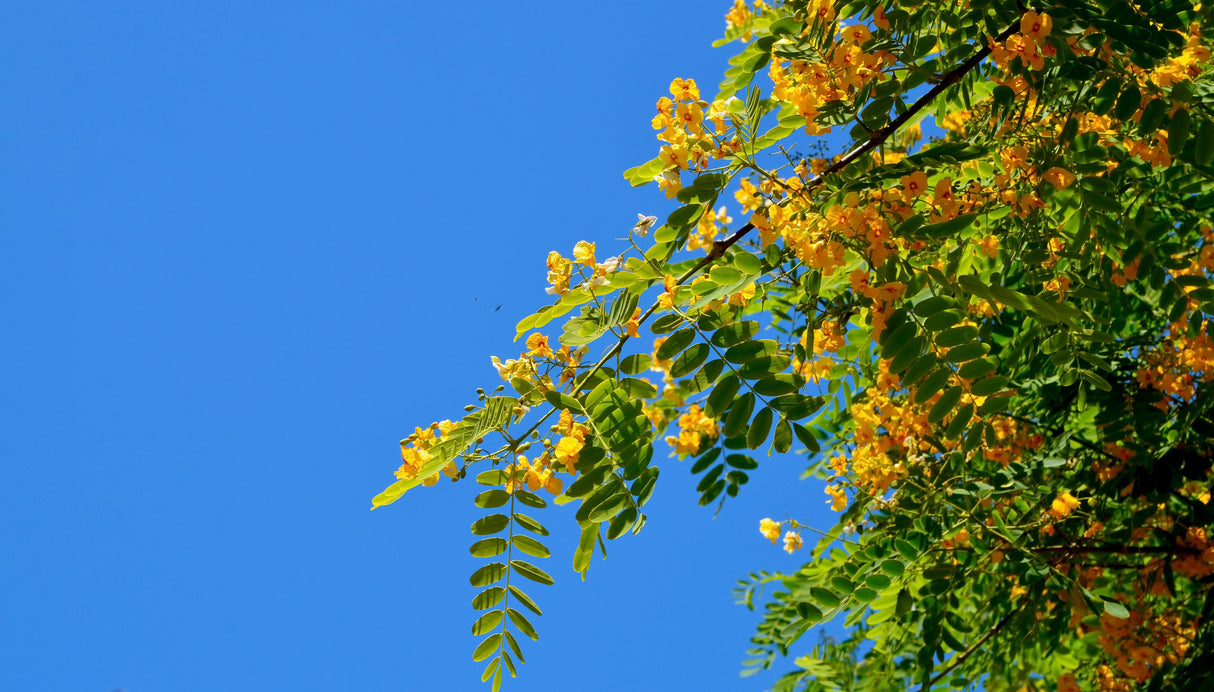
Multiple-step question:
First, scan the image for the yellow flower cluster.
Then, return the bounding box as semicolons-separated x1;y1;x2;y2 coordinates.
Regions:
1135;318;1214;404
689;205;732;254
768;20;892;136
1173;525;1214;578
979;416;1043;466
651;79;741;198
545;242;626;296
988;12;1054;72
664;404;719;455
1096;604;1196;684
552;409;591;473
395;420;460;486
828;367;931;499
507;452;564;495
1147;22;1211;88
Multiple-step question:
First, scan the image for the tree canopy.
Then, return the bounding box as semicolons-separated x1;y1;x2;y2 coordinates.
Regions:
374;0;1214;688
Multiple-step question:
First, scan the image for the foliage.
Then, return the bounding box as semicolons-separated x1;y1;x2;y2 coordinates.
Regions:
375;0;1214;688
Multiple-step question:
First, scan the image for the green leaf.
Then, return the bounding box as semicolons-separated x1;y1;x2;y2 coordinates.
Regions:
472;610;503;636
956;357;997;380
623;155;665;186
895;539;919;561
1195;118;1214;165
705;374;742;418
619;377;659;399
656;328;697;360
511;559;555;586
879;559;906;577
473;586;506;611
935;325;979;348
475;489;511;509
945;341;989;363
970;375;1008;396
793;423;821;453
513;512;549;537
738;355;792;379
1139;98;1169;135
711;320;761;347
667;203;706;230
865;574;892;590
471;514;511;536
724;392;756;438
795;602;824;622
471;562;507;587
747;407;774;449
917;213;977;239
913;368;952;405
896;589;913;616
544;390;583;413
752;374;802;396
473;633;502;662
477;470;510;486
725;339;780;363
773;417;793;453
631;466;660;506
502;630;525;665
945;403;974;438
509;585;543;616
1103;600;1130;619
726;453;758;470
670;343;711;378
686;359;724;394
470;537;509;558
928;386;964;424
1169;108;1192;156
734;252;762;275
854;587;878;603
620;354;653;375
811;587;841;608
650;314;683;334
507;607;540;641
572;524;597;576
512;534;551;558
514;489;547;509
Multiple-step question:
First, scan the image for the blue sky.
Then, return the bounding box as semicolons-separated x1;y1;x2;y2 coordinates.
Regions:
1;2;845;690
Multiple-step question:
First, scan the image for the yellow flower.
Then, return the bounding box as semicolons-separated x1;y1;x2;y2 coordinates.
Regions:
760;518;781;544
977;235;999;258
625;307;642;337
728;282;756;307
554;435;583;461
525;333;553;358
783;531;804;553
1043;167;1075;189
1048;492;1082;519
572;240;596;266
670;77;700;102
826;484;848;511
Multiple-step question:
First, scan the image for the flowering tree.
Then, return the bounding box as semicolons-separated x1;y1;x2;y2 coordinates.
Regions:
375;0;1214;688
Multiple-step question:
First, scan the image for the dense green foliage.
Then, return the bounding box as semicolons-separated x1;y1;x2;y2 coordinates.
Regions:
377;0;1214;688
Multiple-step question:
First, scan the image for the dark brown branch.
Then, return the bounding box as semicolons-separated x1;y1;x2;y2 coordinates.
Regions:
1033;545;1201;556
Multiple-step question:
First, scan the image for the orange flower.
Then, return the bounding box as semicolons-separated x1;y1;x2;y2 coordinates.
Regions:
1020;11;1052;41
901;170;929;199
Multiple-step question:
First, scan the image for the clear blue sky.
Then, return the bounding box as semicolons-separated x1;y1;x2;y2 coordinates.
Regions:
1;2;843;689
